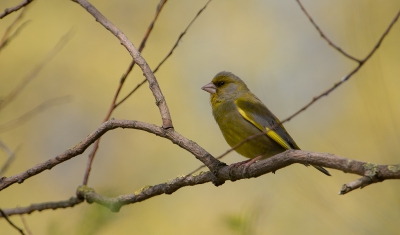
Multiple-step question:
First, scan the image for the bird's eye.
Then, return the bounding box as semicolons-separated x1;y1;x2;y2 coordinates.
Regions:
217;81;225;87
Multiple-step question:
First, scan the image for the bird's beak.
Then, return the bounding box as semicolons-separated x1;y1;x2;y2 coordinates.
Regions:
201;82;217;94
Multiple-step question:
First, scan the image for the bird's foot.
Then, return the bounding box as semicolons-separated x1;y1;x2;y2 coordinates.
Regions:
229;156;262;177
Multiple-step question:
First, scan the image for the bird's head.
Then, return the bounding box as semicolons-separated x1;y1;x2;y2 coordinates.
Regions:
201;71;249;102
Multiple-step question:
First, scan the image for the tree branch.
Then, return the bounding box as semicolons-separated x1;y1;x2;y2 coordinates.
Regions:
282;7;400;124
0;21;30;53
0;208;25;234
296;0;362;62
18;214;32;235
0;139;19;176
72;0;173;129
0;0;33;19
0;197;83;217
0;6;30;52
75;150;400;211
3;149;397;216
0;119;225;191
82;0;168;186
115;0;213;108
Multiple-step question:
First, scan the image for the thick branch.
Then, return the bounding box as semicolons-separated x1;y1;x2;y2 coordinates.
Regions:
72;0;173;129
2;150;399;216
75;150;400;211
0;119;224;191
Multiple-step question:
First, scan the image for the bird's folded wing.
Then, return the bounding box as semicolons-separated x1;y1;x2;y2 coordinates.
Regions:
234;99;299;150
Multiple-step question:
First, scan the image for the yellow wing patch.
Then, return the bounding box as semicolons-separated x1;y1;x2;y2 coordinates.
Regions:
236;103;291;150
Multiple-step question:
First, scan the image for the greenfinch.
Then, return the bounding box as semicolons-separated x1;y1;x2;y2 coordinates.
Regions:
202;71;330;176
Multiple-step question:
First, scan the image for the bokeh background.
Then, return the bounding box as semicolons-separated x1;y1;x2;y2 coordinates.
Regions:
1;0;400;234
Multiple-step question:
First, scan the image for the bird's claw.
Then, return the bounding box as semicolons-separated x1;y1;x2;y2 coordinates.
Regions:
229;156;262;177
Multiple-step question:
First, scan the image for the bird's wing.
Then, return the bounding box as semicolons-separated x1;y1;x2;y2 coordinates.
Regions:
235;98;299;150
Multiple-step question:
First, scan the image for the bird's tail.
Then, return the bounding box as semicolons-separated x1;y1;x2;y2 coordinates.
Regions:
312;165;331;176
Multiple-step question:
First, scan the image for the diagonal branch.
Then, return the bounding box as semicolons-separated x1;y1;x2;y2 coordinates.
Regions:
296;0;362;62
0;6;30;52
0;0;33;19
0;119;225;191
0;208;25;234
0;140;20;176
18;214;32;235
81;0;168;186
72;0;173;129
115;0;213;108
280;9;400;124
0;21;30;52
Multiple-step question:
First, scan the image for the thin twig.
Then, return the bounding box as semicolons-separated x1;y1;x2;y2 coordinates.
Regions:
0;6;29;49
0;31;73;112
0;96;72;133
115;0;213;108
339;176;382;195
0;21;30;52
72;0;173;129
0;197;83;217
81;0;168;186
296;0;361;62
0;139;20;176
0;208;25;234
19;214;33;235
0;0;33;19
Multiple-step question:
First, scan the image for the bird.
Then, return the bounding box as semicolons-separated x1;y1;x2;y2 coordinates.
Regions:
201;71;331;176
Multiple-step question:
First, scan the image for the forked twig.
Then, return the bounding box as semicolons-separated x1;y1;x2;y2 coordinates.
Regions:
0;208;25;234
81;0;168;186
0;21;30;52
115;0;213;108
296;0;362;62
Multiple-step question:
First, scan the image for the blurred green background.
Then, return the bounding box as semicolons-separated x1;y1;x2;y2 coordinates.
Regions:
1;0;400;234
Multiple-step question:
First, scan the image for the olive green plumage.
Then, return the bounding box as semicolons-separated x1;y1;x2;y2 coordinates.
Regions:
202;71;330;176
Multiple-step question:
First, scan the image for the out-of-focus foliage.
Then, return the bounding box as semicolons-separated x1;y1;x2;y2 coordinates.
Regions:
1;0;400;234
